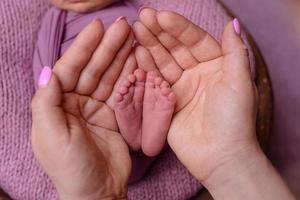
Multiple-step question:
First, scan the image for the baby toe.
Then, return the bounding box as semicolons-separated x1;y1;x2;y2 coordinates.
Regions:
167;92;177;103
124;79;131;87
119;86;129;94
161;87;172;96
147;70;159;81
160;80;170;88
146;71;158;88
160;87;176;103
154;77;163;86
114;93;123;102
134;69;146;82
128;74;136;83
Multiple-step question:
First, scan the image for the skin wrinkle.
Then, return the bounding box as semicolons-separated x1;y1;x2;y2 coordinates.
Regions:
63;92;117;132
168;43;198;69
160;14;222;63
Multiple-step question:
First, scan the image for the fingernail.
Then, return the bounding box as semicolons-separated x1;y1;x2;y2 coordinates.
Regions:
233;18;241;36
138;6;151;15
38;66;52;88
115;16;127;23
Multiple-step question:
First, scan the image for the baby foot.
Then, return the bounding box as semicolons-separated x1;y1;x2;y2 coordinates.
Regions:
142;71;176;157
114;69;146;150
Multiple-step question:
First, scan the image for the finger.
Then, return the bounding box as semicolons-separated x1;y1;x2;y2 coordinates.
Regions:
139;8;198;69
53;19;104;92
133;21;182;84
156;10;222;62
106;52;137;108
135;45;158;72
222;19;252;84
92;31;134;101
31;68;69;148
75;18;130;95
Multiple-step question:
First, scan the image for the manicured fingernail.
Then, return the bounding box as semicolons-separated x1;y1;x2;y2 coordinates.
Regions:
138;6;151;15
38;66;52;88
233;18;241;36
115;16;127;23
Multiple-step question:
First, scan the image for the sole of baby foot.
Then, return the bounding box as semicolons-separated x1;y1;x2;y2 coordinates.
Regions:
114;69;146;150
142;71;176;157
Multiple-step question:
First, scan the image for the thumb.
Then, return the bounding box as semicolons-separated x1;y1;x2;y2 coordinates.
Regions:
221;19;252;83
31;66;68;148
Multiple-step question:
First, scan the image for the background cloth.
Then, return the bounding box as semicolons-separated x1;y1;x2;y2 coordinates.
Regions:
0;0;252;199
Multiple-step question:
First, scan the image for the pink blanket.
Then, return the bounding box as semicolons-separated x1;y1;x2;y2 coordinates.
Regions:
0;0;251;199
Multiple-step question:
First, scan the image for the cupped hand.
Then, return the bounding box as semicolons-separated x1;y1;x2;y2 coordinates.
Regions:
31;19;136;200
133;8;259;186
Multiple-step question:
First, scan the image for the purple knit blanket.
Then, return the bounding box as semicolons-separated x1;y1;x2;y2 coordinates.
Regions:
0;0;251;199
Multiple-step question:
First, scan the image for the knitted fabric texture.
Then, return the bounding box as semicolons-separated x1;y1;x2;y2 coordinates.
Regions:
0;0;254;199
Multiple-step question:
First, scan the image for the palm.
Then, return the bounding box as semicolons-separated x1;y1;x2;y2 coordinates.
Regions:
63;92;128;173
62;92;117;134
51;91;130;197
169;58;253;180
134;9;256;181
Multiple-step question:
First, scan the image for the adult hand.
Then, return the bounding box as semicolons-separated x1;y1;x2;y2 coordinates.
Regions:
134;9;296;200
31;18;135;200
133;8;258;185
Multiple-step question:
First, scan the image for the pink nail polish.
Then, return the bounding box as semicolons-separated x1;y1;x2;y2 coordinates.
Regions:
115;16;127;23
138;6;151;15
233;18;241;36
38;66;52;88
